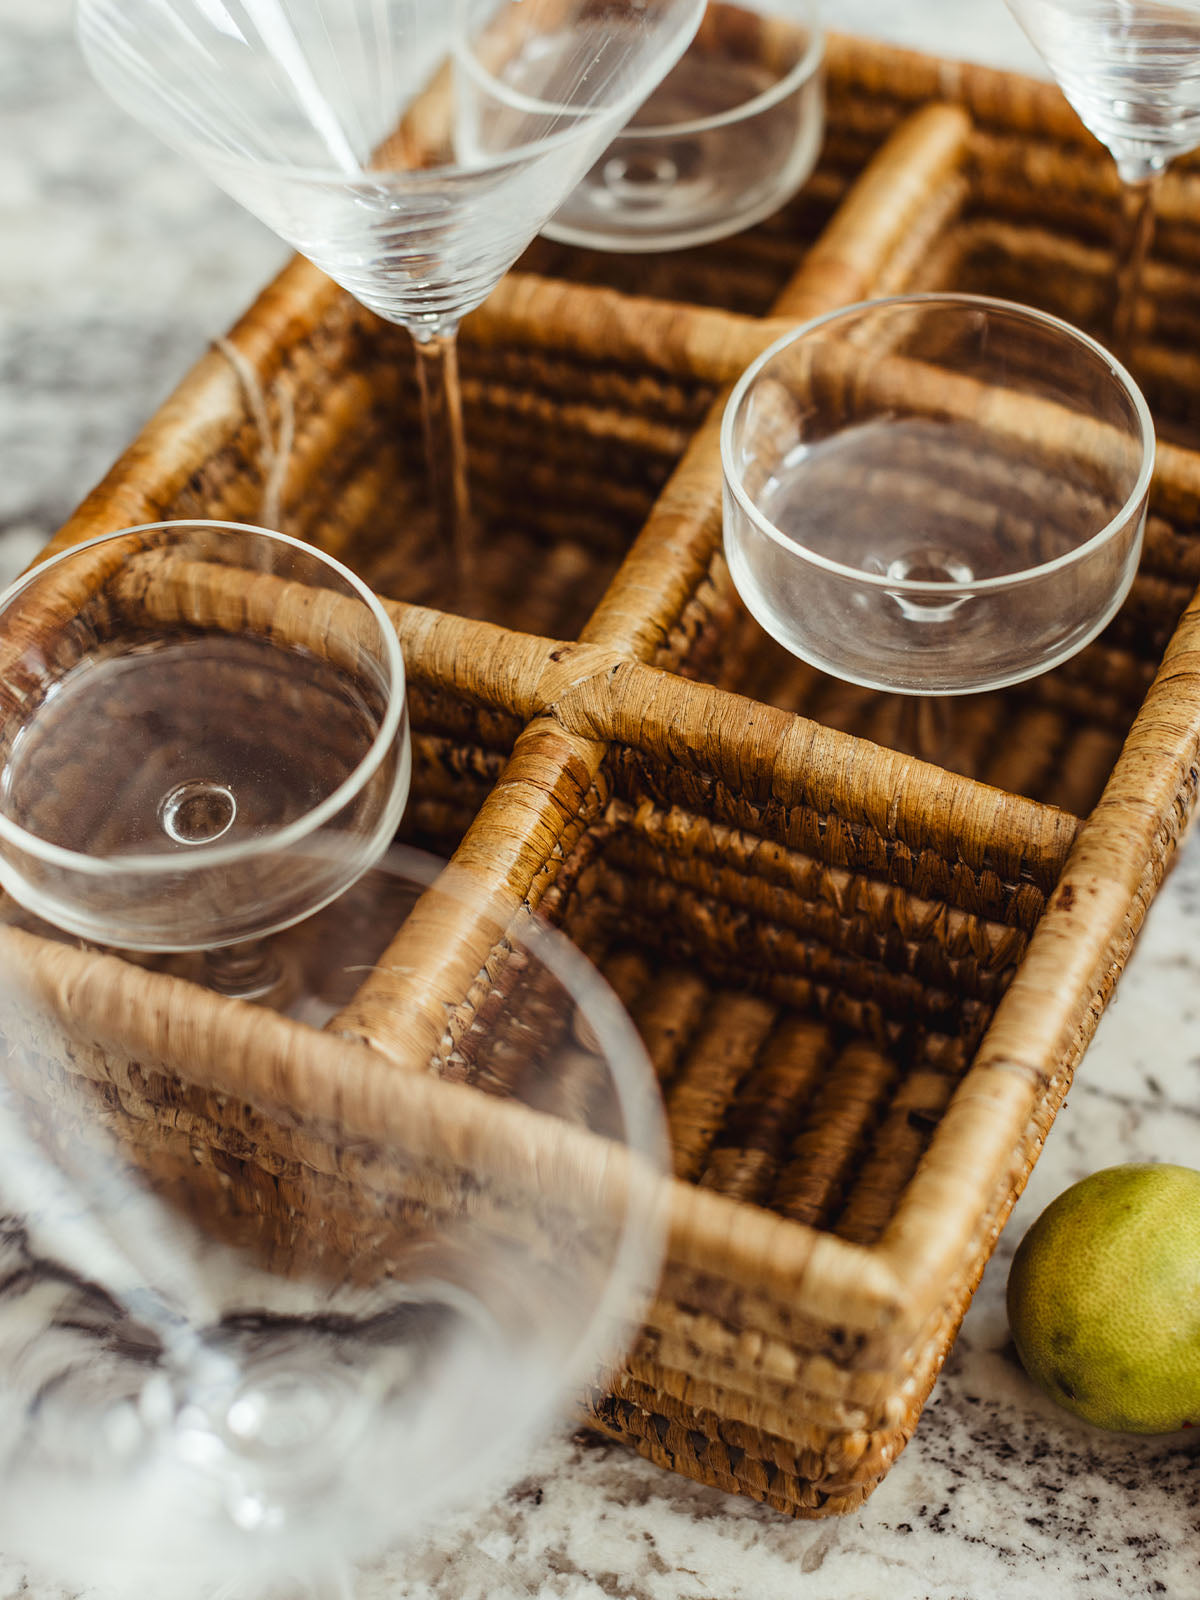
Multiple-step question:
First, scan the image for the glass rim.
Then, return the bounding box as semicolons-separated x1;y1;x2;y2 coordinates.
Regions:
0;520;407;878
720;291;1157;595
615;4;823;141
76;0;708;188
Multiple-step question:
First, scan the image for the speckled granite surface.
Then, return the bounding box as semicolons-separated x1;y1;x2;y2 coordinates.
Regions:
1;3;1197;1596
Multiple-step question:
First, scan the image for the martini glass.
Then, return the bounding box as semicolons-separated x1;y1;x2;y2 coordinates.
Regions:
0;521;410;1002
1003;0;1200;351
0;841;668;1597
721;294;1155;762
76;0;705;602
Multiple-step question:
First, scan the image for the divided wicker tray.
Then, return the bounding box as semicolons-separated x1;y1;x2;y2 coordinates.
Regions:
22;33;1200;1515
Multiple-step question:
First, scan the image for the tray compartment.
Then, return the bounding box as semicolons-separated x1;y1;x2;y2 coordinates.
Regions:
539;717;1075;1239
61;270;714;639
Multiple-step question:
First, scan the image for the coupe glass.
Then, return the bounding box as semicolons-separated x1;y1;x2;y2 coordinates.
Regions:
0;521;410;999
543;0;824;252
1003;0;1200;349
76;0;705;599
721;294;1154;749
0;842;668;1596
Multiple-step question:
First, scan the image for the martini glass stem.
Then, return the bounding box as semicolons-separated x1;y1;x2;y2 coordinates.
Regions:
411;322;475;606
1113;165;1164;358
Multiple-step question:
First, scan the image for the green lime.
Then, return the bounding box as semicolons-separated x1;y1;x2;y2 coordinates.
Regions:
1006;1163;1200;1434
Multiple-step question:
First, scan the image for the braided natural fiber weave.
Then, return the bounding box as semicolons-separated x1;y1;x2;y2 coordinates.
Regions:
20;33;1200;1513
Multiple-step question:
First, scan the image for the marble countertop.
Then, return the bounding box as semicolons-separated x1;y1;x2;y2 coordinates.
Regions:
1;3;1197;1597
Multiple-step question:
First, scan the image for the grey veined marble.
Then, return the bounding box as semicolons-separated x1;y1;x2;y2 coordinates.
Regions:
0;1;1197;1597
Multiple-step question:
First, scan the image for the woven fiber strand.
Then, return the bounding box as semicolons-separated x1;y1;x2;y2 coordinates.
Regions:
17;33;1200;1515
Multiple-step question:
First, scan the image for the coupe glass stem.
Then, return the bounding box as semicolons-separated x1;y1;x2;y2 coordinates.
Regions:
411;322;475;607
894;695;953;771
202;938;285;1001
1113;166;1164;358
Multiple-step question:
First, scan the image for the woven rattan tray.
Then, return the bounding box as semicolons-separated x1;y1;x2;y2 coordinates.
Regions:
20;32;1200;1515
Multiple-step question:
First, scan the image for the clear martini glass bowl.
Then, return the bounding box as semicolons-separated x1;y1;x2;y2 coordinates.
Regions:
1004;0;1200;351
0;840;668;1597
76;0;705;602
721;293;1155;758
